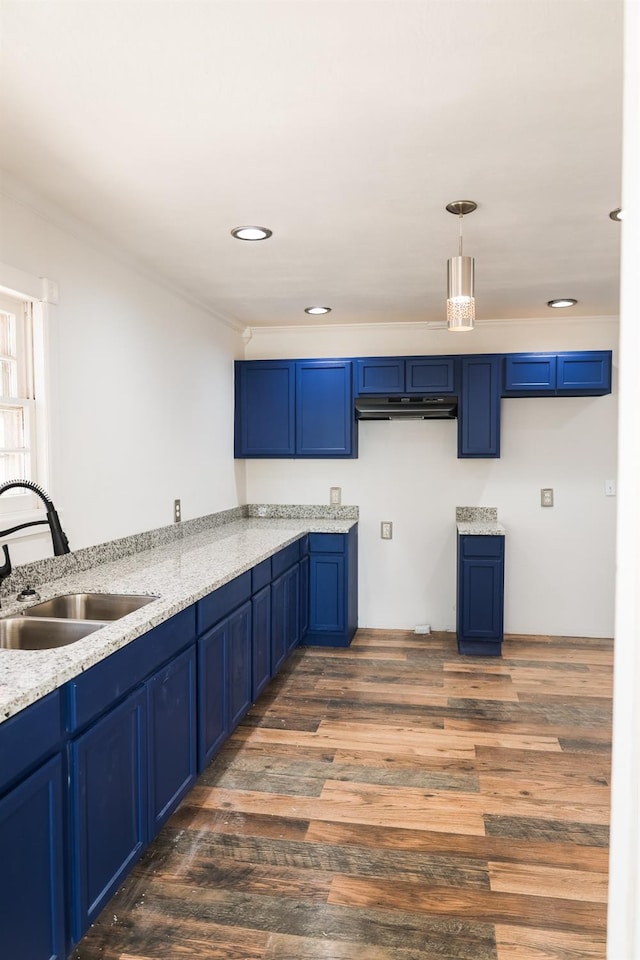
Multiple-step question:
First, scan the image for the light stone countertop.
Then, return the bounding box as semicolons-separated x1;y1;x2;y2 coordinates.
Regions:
456;521;506;536
0;517;356;724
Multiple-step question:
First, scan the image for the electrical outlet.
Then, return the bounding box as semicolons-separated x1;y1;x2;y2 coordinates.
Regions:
330;486;342;506
541;488;554;507
174;499;181;522
605;479;616;496
381;521;393;539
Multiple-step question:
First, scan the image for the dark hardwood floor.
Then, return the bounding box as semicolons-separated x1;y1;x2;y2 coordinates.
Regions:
72;629;612;960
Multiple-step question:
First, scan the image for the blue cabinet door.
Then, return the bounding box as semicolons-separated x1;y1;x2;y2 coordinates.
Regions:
147;645;196;838
309;554;346;634
356;358;405;395
406;357;456;394
252;585;272;700
556;351;612;395
271;563;301;670
228;602;252;729
234;361;295;457
271;572;288;676
285;563;301;655
300;554;310;639
197;620;229;769
457;535;505;656
304;527;358;647
70;687;147;943
458;356;501;458
296;360;355;457
503;354;557;396
0;755;65;960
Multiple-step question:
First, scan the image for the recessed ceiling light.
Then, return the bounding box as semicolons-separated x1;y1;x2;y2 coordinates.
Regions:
304;306;332;315
231;226;272;241
547;298;577;308
609;208;624;221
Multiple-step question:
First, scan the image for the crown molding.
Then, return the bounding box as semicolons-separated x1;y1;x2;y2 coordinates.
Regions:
0;170;245;335
243;314;620;337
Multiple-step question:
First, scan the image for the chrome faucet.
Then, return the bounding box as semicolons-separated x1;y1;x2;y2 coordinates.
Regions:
0;480;70;556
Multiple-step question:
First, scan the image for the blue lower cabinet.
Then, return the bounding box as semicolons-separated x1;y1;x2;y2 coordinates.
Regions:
304;525;358;647
456;534;505;656
272;562;301;673
197;600;252;770
228;602;253;729
197;619;229;769
252;584;272;700
147;645;197;838
0;755;65;960
300;554;310;638
70;687;147;943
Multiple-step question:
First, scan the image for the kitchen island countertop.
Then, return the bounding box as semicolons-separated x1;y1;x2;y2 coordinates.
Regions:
0;516;356;724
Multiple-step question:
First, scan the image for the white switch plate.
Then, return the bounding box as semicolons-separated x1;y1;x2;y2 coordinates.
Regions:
174;498;181;522
330;486;342;506
541;488;554;507
381;521;393;539
605;479;616;496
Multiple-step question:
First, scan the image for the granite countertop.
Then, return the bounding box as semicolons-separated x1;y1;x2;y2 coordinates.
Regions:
0;516;356;724
455;505;505;536
456;520;506;536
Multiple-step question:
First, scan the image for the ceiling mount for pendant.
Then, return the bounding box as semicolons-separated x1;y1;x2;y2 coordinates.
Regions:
445;200;478;217
445;200;478;332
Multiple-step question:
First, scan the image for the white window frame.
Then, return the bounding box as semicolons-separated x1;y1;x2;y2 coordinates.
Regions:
0;262;52;533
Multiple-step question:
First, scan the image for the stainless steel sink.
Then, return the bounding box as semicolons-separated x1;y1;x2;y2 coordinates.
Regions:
0;617;107;650
23;592;157;621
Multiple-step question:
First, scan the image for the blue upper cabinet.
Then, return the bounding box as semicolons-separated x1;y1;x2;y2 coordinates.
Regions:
356;357;404;394
296;360;355;457
235;359;356;458
503;351;611;397
458;356;501;459
556;351;612;395
234;360;295;457
405;357;457;394
356;356;456;395
503;354;557;395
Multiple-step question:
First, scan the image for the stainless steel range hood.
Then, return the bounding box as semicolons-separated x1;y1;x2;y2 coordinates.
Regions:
355;396;458;420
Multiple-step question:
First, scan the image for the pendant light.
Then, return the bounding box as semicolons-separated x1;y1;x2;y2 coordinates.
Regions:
445;200;477;332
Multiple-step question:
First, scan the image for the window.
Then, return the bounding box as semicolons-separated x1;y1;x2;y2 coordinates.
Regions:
0;291;44;518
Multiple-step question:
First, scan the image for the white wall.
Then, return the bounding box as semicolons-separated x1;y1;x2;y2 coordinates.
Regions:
245;318;618;638
0;186;245;557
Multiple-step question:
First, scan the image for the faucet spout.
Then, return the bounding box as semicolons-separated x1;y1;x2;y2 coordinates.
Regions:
0;481;70;556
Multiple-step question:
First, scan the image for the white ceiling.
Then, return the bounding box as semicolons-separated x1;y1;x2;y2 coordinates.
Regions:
0;0;623;330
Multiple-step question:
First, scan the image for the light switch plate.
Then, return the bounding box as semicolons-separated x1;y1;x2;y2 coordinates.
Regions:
381;521;393;539
330;486;342;506
174;498;181;522
541;488;554;507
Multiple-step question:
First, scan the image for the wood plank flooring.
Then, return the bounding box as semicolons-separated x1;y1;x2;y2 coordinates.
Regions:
71;629;613;960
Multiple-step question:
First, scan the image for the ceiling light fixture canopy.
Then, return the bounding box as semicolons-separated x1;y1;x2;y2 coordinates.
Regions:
231;225;273;241
304;306;332;315
445;200;477;332
547;298;577;308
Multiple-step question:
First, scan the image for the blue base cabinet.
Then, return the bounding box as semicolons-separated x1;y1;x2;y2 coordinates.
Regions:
70;687;147;942
0;755;66;960
147;645;197;838
457;534;505;656
303;526;358;647
197;573;253;769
